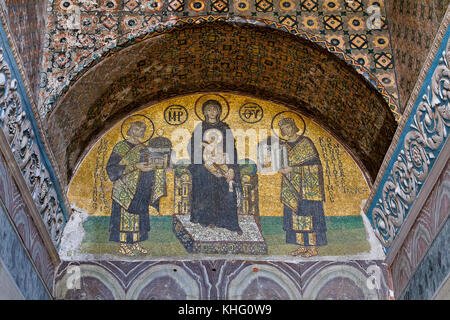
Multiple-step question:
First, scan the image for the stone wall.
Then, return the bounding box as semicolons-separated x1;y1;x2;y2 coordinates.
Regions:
365;13;450;256
0;12;68;248
365;7;450;298
0;151;54;299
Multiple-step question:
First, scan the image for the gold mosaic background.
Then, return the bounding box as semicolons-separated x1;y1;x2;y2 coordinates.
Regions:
68;92;369;218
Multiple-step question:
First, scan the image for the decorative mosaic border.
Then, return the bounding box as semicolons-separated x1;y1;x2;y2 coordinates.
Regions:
42;14;400;120
0;19;68;248
365;15;450;254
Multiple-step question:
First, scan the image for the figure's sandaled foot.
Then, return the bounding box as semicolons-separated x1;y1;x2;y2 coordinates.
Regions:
237;231;243;236
300;247;318;258
290;246;308;256
208;224;216;229
119;243;135;256
132;243;148;254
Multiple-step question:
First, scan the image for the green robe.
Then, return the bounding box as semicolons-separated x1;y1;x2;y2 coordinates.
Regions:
281;136;327;246
107;140;166;243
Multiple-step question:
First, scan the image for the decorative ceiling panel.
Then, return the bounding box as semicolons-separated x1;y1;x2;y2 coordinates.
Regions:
45;22;397;186
41;0;400;119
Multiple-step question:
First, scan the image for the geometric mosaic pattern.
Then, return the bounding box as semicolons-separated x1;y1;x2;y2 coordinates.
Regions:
385;0;449;109
46;22;397;185
41;0;400;119
1;0;48;102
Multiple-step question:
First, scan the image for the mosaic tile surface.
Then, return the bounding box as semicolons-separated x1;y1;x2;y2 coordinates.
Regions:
46;23;397;188
1;0;48;101
40;0;399;119
385;0;450;108
61;93;385;261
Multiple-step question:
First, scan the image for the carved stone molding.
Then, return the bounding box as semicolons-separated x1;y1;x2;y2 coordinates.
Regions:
0;46;66;248
365;9;450;255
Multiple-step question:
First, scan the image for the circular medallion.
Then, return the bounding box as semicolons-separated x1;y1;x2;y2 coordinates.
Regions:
164;105;188;125
239;102;264;123
189;0;205;12
280;0;295;11
234;0;249;11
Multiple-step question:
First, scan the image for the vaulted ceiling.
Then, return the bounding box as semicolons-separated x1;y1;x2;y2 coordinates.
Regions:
45;22;397;185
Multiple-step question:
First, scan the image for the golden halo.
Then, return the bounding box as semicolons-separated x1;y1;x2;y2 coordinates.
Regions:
120;114;154;143
271;111;306;141
194;94;230;122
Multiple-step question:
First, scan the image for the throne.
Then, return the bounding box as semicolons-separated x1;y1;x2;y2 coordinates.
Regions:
172;160;268;255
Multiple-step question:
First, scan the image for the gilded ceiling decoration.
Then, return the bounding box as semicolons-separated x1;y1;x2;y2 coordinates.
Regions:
41;0;400;119
45;22;397;187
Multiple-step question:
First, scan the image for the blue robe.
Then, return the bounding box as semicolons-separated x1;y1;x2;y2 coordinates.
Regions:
188;121;242;232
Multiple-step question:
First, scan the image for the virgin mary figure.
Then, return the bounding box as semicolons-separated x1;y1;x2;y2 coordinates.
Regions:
188;99;243;235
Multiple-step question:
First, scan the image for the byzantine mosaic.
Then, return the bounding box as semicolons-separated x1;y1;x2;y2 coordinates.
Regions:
62;92;384;260
40;0;400;119
0;20;68;248
47;21;397;189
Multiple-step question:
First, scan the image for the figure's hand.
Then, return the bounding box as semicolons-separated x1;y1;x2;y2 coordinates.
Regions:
136;162;153;172
225;169;235;183
165;167;173;172
279;166;293;175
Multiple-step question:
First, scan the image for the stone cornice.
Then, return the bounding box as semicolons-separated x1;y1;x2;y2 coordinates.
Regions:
0;2;71;216
386;139;449;265
364;4;450;257
364;6;450;217
0;18;68;248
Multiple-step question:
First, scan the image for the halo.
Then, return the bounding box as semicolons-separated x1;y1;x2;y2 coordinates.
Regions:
120;114;155;144
271;111;306;141
194;94;230;122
